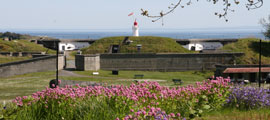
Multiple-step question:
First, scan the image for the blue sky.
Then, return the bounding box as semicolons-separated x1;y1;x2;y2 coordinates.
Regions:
0;0;269;30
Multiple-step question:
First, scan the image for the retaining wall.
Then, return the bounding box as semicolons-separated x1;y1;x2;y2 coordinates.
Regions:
76;53;243;71
0;55;65;77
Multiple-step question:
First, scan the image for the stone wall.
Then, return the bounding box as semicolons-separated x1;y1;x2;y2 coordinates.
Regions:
77;53;243;71
75;54;100;71
0;55;65;77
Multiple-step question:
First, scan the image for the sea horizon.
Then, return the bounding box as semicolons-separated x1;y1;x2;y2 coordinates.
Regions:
0;26;266;40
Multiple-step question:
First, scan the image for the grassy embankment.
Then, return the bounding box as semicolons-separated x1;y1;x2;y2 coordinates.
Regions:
81;36;195;54
0;39;55;64
221;38;270;64
0;55;31;64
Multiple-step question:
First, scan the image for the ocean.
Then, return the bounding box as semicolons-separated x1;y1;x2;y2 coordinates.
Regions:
1;28;266;40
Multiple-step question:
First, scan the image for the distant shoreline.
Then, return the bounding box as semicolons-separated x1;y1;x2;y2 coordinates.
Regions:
0;29;265;40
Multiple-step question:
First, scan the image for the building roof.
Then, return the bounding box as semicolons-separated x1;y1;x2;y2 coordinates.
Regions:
223;67;270;73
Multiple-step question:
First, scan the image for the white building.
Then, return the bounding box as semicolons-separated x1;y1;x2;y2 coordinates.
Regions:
177;39;238;51
132;19;139;36
183;42;223;51
58;39;92;51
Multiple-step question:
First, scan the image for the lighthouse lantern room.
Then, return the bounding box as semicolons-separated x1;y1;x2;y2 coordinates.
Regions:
132;19;139;37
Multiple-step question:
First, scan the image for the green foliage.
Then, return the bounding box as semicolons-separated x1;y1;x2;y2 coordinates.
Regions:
0;32;36;40
0;102;18;119
221;38;270;64
0;39;55;54
0;32;22;40
81;36;195;54
260;15;270;39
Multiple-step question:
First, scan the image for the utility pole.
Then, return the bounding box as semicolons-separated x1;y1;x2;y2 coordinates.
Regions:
259;39;262;88
56;41;59;86
49;40;59;88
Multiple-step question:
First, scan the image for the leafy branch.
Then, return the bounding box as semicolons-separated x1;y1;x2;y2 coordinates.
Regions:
141;0;263;22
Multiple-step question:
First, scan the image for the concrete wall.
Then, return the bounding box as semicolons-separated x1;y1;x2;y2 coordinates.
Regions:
0;55;65;77
75;54;100;71
76;53;243;71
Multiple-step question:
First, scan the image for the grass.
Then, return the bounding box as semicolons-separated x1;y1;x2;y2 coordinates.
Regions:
221;38;270;64
0;71;55;102
0;39;55;54
65;50;77;60
81;36;196;54
197;108;270;120
0;55;31;64
0;70;213;101
70;70;214;86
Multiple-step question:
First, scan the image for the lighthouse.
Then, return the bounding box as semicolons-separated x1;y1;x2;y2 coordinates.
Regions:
132;19;139;37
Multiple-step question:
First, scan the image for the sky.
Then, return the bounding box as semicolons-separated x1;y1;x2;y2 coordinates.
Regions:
0;0;269;30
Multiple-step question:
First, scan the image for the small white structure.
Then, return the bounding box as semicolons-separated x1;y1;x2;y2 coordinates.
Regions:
176;39;238;51
132;19;139;36
59;42;89;51
183;42;223;51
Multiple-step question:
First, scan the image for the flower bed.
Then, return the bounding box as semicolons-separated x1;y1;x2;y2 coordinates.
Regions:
7;77;231;120
226;85;270;110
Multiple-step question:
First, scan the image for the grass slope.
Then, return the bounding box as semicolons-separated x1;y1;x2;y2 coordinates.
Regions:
82;36;194;54
0;55;31;64
221;38;270;64
0;39;55;53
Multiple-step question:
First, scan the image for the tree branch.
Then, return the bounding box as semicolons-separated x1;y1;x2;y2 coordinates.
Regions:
141;0;263;23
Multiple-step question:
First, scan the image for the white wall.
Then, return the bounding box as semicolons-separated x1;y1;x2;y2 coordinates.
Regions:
183;42;223;51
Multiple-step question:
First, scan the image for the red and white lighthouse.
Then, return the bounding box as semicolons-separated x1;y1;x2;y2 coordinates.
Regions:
132;19;139;36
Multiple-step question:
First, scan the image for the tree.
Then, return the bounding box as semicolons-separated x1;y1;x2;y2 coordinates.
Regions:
260;15;270;39
0;32;22;40
141;0;263;22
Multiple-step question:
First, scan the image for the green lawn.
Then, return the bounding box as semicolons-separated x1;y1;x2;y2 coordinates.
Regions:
197;108;270;120
70;70;214;86
0;70;214;101
0;71;55;102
